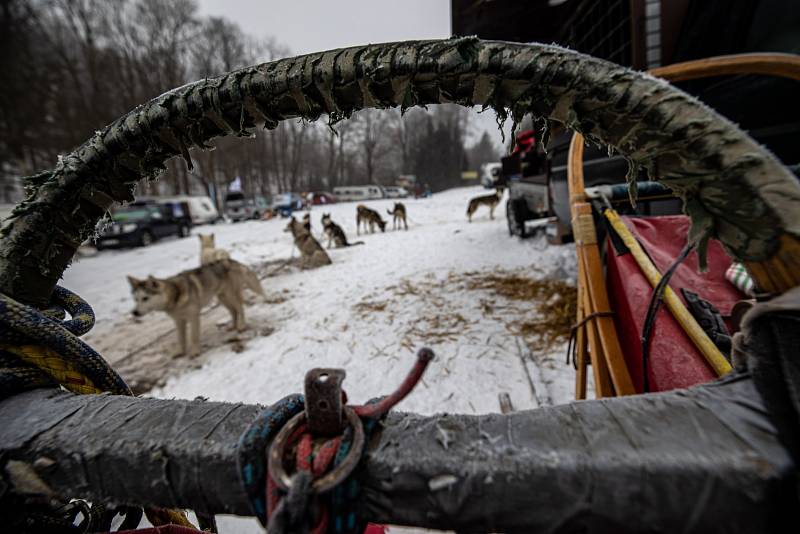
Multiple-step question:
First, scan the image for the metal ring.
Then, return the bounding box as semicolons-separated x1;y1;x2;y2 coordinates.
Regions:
268;406;365;494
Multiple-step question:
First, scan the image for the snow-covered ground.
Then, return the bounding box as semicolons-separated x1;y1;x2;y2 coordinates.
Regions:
63;185;579;533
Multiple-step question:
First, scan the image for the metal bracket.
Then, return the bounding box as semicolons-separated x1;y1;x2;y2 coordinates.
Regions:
304;368;345;436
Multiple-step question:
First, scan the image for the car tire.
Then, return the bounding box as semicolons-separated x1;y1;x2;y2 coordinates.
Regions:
178;224;190;238
139;231;154;247
506;199;528;238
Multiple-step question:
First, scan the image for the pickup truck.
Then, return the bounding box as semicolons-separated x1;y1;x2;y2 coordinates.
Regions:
497;129;681;242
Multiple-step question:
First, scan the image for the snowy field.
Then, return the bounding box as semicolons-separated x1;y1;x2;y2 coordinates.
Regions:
63;185;579;533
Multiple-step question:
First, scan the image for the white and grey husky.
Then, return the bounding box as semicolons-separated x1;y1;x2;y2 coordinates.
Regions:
128;259;264;357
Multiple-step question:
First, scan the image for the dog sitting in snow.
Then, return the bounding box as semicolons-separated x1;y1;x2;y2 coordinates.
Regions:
467;187;504;222
199;233;230;265
356;205;386;235
127;259;264;357
321;213;364;249
387;202;408;231
285;216;332;268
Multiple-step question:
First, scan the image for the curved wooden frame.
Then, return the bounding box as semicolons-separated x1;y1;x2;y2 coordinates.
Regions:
569;53;800;399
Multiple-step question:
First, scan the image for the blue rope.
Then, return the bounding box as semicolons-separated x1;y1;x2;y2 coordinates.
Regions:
330;400;381;534
237;394;305;524
0;285;129;396
236;395;383;532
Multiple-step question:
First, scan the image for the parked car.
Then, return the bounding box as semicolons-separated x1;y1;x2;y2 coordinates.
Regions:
382;186;409;199
224;192;269;222
94;202;191;249
308;191;337;205
271;193;307;217
160;195;220;225
332;185;384;202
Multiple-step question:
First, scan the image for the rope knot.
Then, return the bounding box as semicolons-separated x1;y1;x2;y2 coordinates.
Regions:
237;347;435;533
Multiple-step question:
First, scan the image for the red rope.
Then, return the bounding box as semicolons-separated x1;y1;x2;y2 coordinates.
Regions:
354;347;434;419
266;348;434;532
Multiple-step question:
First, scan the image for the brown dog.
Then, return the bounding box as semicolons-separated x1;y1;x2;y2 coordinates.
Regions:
467;188;504;222
285;216;332;268
356;205;386;235
386;202;408;231
321;213;364;248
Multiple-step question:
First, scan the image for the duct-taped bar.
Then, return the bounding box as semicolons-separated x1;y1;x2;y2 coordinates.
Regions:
0;373;794;533
2;38;798;306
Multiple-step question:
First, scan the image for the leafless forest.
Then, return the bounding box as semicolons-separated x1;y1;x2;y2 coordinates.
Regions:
0;0;501;203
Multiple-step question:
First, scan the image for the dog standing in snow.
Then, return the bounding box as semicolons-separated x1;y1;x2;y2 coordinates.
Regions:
127;259;264;357
356;205;386;235
387;202;408;231
199;233;230;265
467;187;504;222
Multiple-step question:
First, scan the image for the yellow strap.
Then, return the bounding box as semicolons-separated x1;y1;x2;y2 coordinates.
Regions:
2;342;196;528
0;343;102;394
604;210;732;376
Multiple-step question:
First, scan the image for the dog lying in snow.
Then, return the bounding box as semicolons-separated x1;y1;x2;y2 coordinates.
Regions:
321;213;364;248
198;233;230;265
285;216;332;268
127;259;264;357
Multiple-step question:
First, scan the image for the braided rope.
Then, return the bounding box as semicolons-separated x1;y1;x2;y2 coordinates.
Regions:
0;344;101;394
238;349;434;533
238;393;306;522
0;287;129;395
0;286;195;530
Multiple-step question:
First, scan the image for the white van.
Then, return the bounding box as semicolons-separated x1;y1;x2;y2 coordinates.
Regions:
161;195;220;225
332;185;384;202
382;186;409;199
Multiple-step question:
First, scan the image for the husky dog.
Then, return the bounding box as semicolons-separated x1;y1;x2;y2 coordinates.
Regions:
302;212;311;233
199;233;230;265
467;187;504;222
356;205;386;235
386;202;408;231
127;259;265;357
285;216;332;268
321;213;364;248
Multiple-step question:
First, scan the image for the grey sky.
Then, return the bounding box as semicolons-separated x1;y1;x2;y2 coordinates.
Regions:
197;0;451;56
196;0;510;149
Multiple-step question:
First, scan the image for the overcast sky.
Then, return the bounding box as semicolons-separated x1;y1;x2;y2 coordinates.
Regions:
197;0;451;55
196;0;509;149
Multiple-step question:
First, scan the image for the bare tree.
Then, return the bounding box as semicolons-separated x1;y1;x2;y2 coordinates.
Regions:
0;1;475;199
351;109;395;184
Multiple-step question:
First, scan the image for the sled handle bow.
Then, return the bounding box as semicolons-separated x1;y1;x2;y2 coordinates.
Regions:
1;39;799;306
568;52;800;296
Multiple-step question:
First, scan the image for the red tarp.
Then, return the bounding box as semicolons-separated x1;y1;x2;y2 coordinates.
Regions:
606;215;744;392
